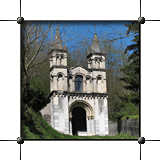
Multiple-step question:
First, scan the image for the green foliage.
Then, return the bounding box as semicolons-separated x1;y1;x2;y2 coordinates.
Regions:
120;21;139;95
23;87;47;112
28;58;50;97
121;115;139;121
115;91;139;120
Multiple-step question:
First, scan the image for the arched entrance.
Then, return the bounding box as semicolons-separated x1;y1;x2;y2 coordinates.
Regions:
69;100;94;136
72;107;87;135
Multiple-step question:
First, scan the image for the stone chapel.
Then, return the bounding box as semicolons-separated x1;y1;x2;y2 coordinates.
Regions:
40;26;109;136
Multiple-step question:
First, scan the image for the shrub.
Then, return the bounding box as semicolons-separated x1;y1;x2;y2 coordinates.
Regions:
23;87;47;112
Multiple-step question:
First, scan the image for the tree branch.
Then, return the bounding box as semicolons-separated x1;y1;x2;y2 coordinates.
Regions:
27;49;54;70
26;23;52;71
106;33;137;43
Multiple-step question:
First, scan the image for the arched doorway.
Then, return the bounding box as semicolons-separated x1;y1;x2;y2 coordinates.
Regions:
69;100;94;136
72;107;87;135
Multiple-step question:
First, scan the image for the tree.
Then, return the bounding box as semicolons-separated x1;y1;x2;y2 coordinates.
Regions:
21;22;75;97
115;21;139;118
121;22;139;103
21;22;53;99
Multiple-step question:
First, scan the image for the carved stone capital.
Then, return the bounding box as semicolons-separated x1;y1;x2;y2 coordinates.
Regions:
69;113;72;118
87;116;92;120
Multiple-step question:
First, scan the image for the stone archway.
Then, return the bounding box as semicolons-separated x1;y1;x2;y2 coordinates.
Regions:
72;107;87;135
69;100;94;136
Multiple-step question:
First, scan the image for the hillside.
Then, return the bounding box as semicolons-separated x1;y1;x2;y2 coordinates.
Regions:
21;104;138;139
22;104;80;139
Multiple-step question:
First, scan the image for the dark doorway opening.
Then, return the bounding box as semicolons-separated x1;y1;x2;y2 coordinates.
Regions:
72;107;87;135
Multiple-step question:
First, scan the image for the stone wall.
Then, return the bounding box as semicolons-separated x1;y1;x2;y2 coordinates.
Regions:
109;118;139;137
108;120;118;135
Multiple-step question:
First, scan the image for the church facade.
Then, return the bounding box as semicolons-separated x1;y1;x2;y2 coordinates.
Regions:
40;27;109;136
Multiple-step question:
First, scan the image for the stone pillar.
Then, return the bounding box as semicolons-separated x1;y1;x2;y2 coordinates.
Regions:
89;117;92;134
69;79;72;92
64;96;69;134
87;116;91;135
69;114;72;135
92;60;95;68
104;98;109;135
57;58;60;65
53;56;56;65
91;118;94;134
93;79;97;92
50;97;54;128
83;80;86;92
52;96;59;131
64;57;67;66
69;119;72;135
53;76;58;90
90;118;92;133
72;80;75;92
94;97;99;135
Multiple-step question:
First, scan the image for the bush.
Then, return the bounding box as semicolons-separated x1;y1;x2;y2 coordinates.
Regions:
23;87;47;112
125;101;139;116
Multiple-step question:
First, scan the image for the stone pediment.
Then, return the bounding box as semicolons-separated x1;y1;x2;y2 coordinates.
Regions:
69;65;90;75
69;65;91;76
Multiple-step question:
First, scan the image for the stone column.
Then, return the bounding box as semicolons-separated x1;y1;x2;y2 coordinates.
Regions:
104;98;109;135
87;116;91;135
64;57;67;66
69;79;72;92
52;96;59;131
69;119;72;135
64;96;69;134
91;117;94;134
94;97;99;135
57;58;60;65
72;80;75;92
92;59;95;68
69;114;72;135
53;76;58;90
53;56;56;65
90;117;92;133
50;97;54;128
83;80;86;92
93;78;97;92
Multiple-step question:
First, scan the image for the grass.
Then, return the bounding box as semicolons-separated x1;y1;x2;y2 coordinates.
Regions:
22;104;138;140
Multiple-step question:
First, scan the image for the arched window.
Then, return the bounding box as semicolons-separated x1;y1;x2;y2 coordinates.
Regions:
75;75;83;92
97;76;102;92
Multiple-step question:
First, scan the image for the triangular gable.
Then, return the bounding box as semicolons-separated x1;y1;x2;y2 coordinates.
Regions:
70;65;89;73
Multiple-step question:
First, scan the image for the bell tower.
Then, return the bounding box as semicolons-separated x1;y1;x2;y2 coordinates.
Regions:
50;26;68;92
87;33;106;69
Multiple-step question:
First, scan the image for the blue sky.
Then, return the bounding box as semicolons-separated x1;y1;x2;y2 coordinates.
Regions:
49;21;138;55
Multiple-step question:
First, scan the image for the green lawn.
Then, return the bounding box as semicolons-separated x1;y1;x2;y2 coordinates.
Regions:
22;105;138;140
